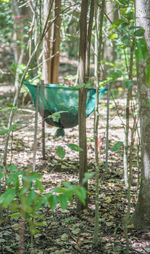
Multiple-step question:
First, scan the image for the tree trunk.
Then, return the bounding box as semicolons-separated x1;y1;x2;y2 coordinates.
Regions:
78;0;89;210
43;0;52;83
51;0;61;84
43;0;61;84
133;0;150;229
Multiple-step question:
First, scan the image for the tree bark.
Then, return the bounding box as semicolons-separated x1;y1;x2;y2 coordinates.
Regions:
51;0;61;83
133;0;150;229
43;0;61;84
43;0;52;83
78;0;89;210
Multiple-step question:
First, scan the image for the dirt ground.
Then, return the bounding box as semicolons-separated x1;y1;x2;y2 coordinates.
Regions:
0;71;150;253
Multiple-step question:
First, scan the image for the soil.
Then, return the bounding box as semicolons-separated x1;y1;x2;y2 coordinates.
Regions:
0;59;149;254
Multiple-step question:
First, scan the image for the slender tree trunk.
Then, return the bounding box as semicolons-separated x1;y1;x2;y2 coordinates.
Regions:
93;0;105;246
43;0;61;84
78;0;89;210
43;0;52;83
85;0;95;81
133;0;150;229
51;0;61;83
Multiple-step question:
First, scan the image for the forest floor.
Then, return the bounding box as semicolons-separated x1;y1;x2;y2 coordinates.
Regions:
0;57;150;253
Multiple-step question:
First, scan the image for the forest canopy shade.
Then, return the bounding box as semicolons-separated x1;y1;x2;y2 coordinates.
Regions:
24;81;107;135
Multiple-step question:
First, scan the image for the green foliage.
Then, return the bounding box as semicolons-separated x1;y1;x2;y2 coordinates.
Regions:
111;141;124;152
145;57;150;85
56;143;83;159
56;146;66;159
0;124;18;135
0;165;87;234
0;0;13;42
135;38;148;62
67;143;83;152
72;83;91;90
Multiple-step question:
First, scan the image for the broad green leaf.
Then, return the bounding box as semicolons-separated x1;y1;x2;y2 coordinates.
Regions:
0;188;16;208
135;38;148;62
29;172;43;181
145;57;150;85
34;196;44;211
109;19;124;31
48;195;58;211
67;143;83;152
111;141;124;152
75;187;86;205
52;187;66;193
111;70;122;79
56;146;65;159
134;28;145;37
26;190;36;206
58;194;68;210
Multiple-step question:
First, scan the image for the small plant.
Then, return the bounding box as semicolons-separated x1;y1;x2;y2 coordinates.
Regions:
0;165;87;234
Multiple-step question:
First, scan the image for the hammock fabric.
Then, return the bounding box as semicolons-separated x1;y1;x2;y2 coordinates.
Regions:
24;81;107;136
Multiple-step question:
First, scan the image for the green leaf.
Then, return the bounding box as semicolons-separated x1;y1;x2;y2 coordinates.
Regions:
0;188;16;208
111;141;124;152
135;38;148;62
56;146;66;159
11;212;20;218
58;194;68;210
52;186;66;193
34;180;44;193
111;70;122;79
9;124;18;132
0;128;9;135
48;112;61;122
75;187;86;205
48;195;58;211
27;172;42;182
134;28;145;37
146;100;150;107
109;19;124;31
0;168;3;181
125;80;133;88
34;196;44;211
26;190;36;206
9;164;17;172
108;33;116;40
117;0;128;5
67;143;83;152
145;57;150;85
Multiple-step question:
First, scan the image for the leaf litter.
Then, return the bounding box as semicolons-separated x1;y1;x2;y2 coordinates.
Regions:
0;84;149;254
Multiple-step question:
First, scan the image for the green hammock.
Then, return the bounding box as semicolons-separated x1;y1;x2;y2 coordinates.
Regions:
24;81;107;136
